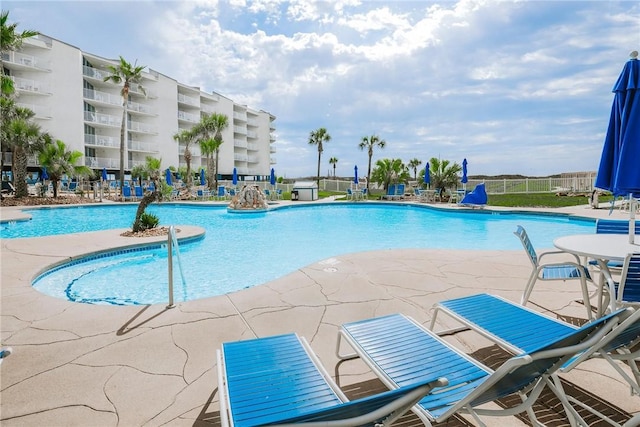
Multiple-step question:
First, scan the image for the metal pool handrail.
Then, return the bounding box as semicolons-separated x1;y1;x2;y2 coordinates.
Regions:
167;225;187;308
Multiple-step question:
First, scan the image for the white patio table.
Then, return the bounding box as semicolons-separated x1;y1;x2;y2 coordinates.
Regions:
554;233;640;317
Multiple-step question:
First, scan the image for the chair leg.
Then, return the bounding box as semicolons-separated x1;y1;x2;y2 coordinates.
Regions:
521;273;538;306
579;276;594;320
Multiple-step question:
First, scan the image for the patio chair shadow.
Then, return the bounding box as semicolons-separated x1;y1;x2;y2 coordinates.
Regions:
193;387;220;426
471;345;632;427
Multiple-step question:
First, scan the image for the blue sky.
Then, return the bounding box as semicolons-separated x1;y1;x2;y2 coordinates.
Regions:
5;0;640;178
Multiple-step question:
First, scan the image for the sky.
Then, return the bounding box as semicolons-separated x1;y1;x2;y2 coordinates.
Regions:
5;0;640;178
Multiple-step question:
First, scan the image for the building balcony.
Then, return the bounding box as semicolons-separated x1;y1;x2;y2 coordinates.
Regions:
234;139;248;149
270;134;276;142
247;118;258;127
83;88;121;106
233;111;247;122
246;130;257;139
16;103;51;119
247;143;258;151
247;155;259;163
85;156;119;169
127;100;156;115
12;76;50;95
178;93;199;107
234;154;249;162
270;146;276;153
270;157;277;164
128;140;158;153
128;120;157;134
129;83;155;98
1;51;50;71
84;134;119;148
177;110;199;123
83;65;109;81
233;126;247;135
84;111;121;128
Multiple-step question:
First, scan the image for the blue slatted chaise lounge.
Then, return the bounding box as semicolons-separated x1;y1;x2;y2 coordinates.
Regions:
430;293;640;415
217;333;447;427
336;310;629;426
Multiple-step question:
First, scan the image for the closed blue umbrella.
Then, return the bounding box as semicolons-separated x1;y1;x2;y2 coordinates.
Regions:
461;158;468;192
101;167;107;181
232;167;238;186
40;167;48;181
270;168;276;186
595;51;640;243
200;169;205;186
354;165;358;184
165;169;173;186
423;163;430;188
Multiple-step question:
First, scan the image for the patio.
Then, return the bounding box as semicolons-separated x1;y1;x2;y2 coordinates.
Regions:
1;203;638;426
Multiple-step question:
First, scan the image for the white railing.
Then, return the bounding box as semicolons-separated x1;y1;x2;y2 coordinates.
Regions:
234;139;247;148
127;100;155;115
83;88;121;105
2;51;50;70
233;125;247;134
246;130;257;139
84;156;119;169
177;110;199;123
128;140;158;153
128;120;157;134
85;134;119;148
177;93;199;106
83;65;108;80
12;76;49;94
84;111;121;127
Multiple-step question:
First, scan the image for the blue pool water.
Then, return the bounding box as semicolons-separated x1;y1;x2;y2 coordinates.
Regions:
2;203;594;305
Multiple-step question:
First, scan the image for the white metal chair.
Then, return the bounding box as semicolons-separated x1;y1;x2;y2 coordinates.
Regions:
514;225;595;319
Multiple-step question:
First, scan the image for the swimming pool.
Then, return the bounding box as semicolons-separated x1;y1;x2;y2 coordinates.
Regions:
3;203;594;305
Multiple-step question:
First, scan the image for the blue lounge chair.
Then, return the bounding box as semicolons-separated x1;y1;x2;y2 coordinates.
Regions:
589;220;640;279
134;186;143;200
430;293;640;418
336;309;629;426
217;186;227;200
217;333;447;427
515;225;594;319
122;185;134;201
460;183;487;207
383;184;396;200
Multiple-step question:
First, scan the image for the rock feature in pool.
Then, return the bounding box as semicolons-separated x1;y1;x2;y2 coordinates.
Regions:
227;185;269;212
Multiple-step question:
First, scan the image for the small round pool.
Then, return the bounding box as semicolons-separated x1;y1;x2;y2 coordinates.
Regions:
2;203;594;305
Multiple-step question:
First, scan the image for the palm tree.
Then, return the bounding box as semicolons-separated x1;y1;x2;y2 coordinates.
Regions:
173;128;196;189
408;158;422;180
130;163;147;187
38;139;91;198
1;98;35;185
358;134;386;192
308;127;331;187
1;11;39;96
9;118;46;197
103;56;146;193
429;157;462;198
132;156;162;232
193;113;229;189
199;138;220;192
329;157;338;177
371;158;410;192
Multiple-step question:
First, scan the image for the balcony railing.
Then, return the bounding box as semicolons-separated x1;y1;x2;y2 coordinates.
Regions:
85;156;119;169
234;154;248;161
233;111;247;121
177;110;199;123
83;65;108;81
234;139;248;148
83;88;121;106
84;134;119;148
247;143;258;151
1;51;50;70
246;130;257;139
247;155;259;163
84;111;121;127
16;103;51;118
128;120;157;134
127;100;155;115
177;93;199;106
233;125;247;134
128;140;158;153
12;76;49;94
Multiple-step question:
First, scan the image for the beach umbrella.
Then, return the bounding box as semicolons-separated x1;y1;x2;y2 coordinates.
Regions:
594;51;640;243
232;167;238;186
354;165;358;184
40;167;48;181
165;169;173;186
461;158;468;192
200;169;206;186
101;167;107;182
270;168;276;186
423;163;430;188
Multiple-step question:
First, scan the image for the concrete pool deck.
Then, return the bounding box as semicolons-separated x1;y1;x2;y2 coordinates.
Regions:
1;200;639;426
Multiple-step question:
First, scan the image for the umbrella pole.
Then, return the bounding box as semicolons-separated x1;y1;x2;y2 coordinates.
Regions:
630;194;636;244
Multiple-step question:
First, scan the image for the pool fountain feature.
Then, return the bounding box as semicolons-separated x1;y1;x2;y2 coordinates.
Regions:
227;185;269;213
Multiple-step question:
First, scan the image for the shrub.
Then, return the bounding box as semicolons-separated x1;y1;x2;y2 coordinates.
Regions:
138;212;160;231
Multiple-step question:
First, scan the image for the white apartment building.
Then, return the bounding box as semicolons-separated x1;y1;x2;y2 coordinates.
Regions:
2;33;276;182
